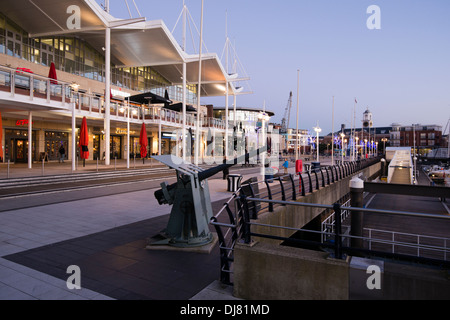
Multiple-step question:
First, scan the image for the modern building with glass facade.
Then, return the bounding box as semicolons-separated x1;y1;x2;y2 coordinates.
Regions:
0;0;267;168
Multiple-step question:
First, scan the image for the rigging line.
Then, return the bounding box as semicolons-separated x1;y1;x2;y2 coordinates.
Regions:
187;16;197;54
124;0;132;19
132;0;142;17
220;38;228;62
171;5;184;34
28;0;65;31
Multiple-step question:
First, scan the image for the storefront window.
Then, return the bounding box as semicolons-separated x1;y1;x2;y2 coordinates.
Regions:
45;131;68;161
110;135;122;159
4;129;36;162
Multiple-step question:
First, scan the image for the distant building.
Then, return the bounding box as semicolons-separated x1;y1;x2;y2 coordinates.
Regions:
390;124;443;148
322;107;443;157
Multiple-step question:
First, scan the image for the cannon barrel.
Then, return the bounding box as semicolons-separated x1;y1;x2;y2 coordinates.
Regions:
154;146;267;205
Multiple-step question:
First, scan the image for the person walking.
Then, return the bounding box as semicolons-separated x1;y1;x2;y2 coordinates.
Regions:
282;158;289;174
59;144;65;163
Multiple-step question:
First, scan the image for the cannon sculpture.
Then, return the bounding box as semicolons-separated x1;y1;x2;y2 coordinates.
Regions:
149;147;266;248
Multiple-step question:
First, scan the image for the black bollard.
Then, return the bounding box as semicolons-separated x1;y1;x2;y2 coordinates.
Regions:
350;176;364;250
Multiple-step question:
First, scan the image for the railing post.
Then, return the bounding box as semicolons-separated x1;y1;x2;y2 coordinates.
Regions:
320;168;325;187
224;202;238;243
333;202;343;259
299;173;305;197
10;70;15;97
264;180;274;212
240;194;252;244
278;177;286;202
306;171;312;193
210;216;231;285
313;170;319;190
289;174;296;200
29;75;34;100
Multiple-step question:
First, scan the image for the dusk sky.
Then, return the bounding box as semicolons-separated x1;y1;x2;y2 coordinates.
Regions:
105;0;450;135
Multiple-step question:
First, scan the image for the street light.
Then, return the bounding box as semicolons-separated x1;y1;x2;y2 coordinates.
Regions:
258;110;270;170
381;138;387;156
371;140;374;157
355;136;359;159
344;139;347;160
313;124;321;162
364;139;368;159
340;132;345;162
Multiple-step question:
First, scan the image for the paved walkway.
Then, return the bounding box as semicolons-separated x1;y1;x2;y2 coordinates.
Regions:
0;155;370;300
0;160;266;300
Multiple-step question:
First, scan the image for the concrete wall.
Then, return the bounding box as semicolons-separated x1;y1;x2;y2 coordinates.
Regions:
234;242;450;300
234;242;350;300
253;162;381;243
233;162;450;300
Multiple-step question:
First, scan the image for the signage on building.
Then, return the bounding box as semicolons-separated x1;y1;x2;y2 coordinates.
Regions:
116;128;136;135
15;119;33;126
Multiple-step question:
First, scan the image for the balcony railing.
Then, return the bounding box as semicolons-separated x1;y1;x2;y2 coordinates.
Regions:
0;64;227;130
0;65;72;104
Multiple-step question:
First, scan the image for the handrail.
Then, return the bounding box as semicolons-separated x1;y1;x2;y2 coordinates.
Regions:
210;157;384;284
0;64;227;130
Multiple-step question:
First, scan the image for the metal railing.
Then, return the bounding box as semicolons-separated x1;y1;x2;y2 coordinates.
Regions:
0;64;227;130
210;158;450;285
365;228;450;261
210;157;381;284
236;198;450;283
0;65;72;104
321;198;351;244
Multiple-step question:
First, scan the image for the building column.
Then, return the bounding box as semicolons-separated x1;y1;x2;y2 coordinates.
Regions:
28;111;32;169
104;26;111;166
225;82;229;160
182;62;187;161
72;101;76;171
158;109;162;155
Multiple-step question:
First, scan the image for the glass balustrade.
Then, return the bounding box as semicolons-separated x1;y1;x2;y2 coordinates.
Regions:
0;64;226;130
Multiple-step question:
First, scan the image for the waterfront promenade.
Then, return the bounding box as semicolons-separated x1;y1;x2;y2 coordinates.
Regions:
0;158;266;300
0;156;448;300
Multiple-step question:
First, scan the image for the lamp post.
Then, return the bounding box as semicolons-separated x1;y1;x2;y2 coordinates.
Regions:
340;132;345;163
364;139;368;159
381;138;387;156
314;124;321;162
258;110;270;169
344;139;347;160
371;140;374;157
355;136;359;159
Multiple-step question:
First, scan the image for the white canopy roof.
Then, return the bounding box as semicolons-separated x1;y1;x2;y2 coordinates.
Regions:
2;0;242;97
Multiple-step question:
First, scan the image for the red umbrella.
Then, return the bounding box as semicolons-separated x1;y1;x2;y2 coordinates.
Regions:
139;123;148;163
48;62;57;84
80;117;89;166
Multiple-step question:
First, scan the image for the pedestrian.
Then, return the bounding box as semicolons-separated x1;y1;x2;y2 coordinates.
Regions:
223;157;229;180
59;144;65;163
282;158;289;174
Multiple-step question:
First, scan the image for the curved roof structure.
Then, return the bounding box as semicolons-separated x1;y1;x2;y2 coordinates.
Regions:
2;0;242;97
213;106;275;117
